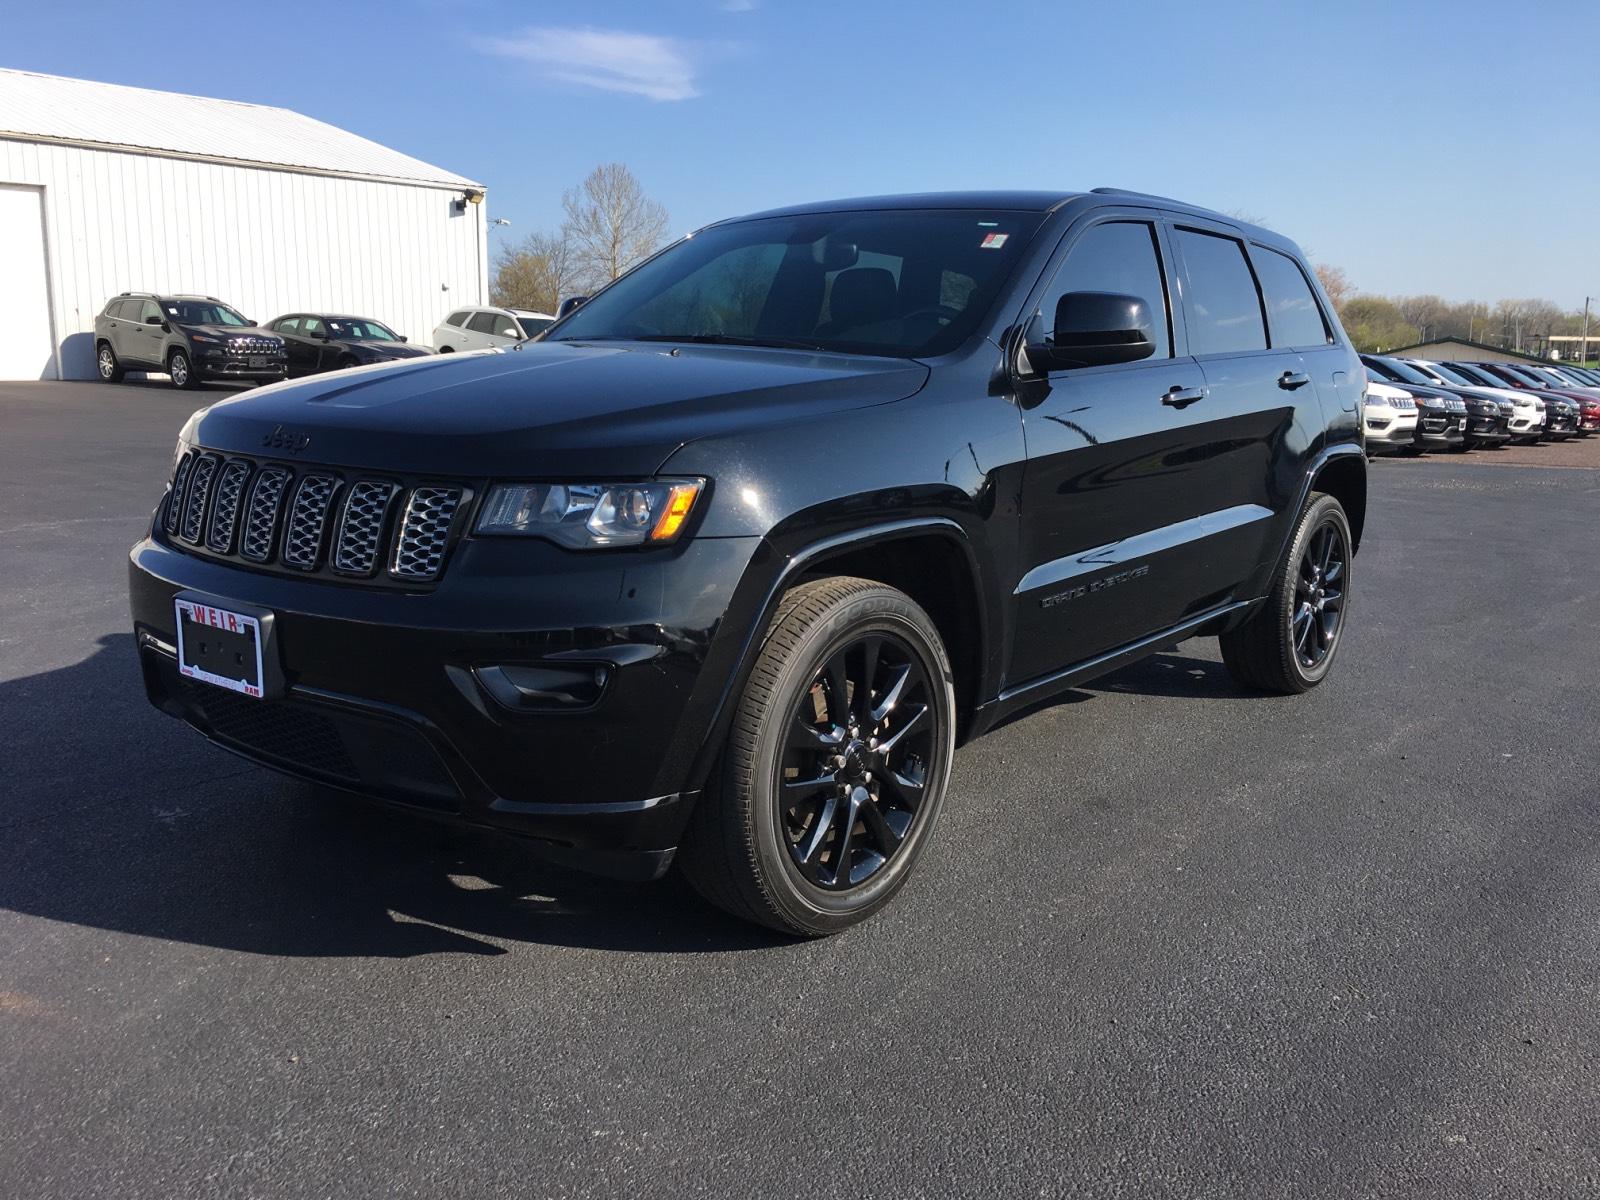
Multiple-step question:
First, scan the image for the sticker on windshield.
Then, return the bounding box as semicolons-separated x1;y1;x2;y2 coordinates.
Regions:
979;232;1009;250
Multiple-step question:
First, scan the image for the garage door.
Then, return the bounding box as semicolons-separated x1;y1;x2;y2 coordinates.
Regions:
0;184;55;381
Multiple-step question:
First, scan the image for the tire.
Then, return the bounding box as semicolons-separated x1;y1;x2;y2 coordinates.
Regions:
678;576;957;937
338;354;360;371
1220;492;1352;695
167;348;200;390
96;341;124;383
437;345;454;354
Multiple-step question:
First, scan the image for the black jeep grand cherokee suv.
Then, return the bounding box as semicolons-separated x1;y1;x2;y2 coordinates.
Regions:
129;190;1365;935
96;293;287;388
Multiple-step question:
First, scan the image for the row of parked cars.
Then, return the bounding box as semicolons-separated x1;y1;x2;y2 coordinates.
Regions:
93;291;556;388
1361;355;1600;454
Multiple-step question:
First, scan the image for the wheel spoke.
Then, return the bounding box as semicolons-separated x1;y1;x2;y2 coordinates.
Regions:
795;794;839;881
1323;557;1344;584
1317;528;1334;575
853;636;880;726
822;652;851;727
877;704;927;756
858;798;902;855
871;663;912;724
789;713;839;755
877;768;925;812
828;799;857;888
783;772;837;805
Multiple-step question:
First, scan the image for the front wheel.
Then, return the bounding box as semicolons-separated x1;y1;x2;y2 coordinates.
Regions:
167;348;200;390
1221;493;1352;695
678;577;956;937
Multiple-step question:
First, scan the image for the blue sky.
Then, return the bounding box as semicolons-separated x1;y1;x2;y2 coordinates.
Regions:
8;0;1597;305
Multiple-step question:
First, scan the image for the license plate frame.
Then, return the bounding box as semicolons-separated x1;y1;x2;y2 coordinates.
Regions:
247;355;274;368
174;597;267;699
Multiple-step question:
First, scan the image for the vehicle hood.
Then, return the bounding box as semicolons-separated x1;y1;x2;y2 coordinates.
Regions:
188;340;929;476
346;341;428;360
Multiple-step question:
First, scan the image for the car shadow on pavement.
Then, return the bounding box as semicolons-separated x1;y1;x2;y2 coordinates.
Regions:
987;651;1244;733
0;635;786;959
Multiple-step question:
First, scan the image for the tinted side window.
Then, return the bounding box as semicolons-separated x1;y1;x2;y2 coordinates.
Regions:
104;299;127;319
466;311;499;333
1174;228;1267;355
1038;221;1171;360
276;317;300;334
445;311;468;328
1253;248;1330;348
140;301;163;325
301;316;325;336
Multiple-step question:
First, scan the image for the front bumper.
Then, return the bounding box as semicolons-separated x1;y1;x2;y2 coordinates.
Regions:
1364;411;1418;451
129;530;764;875
1414;412;1464;447
196;351;288;381
1462;413;1511;444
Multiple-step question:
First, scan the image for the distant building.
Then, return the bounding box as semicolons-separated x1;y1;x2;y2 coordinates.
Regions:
1381;336;1548;365
0;68;486;381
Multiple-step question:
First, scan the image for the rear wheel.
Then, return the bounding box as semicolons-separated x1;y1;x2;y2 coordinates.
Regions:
1221;493;1351;695
679;577;956;937
437;345;454;354
96;342;124;382
167;348;200;390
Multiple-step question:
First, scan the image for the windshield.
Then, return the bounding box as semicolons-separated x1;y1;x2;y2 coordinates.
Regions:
1449;363;1494;385
325;319;398;341
166;301;249;326
517;317;554;338
1424;362;1478;386
1377;358;1436;386
549;209;1046;357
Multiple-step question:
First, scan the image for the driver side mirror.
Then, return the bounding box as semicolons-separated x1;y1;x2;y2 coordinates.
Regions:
1026;291;1156;372
557;295;588;319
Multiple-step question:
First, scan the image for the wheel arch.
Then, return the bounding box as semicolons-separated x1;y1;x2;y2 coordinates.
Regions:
682;518;993;796
1309;448;1367;554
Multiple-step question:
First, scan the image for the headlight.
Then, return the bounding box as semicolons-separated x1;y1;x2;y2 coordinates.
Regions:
476;479;704;547
190;333;221;345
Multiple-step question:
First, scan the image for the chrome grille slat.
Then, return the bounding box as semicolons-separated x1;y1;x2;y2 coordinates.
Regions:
282;474;340;570
164;452;195;536
205;460;253;553
239;466;292;563
332;481;399;576
179;454;220;544
391;487;462;581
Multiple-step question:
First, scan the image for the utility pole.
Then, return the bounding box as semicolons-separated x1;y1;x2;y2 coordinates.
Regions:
1582;296;1592;367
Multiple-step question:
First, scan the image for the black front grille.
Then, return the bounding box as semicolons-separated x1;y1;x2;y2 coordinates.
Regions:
161;450;467;586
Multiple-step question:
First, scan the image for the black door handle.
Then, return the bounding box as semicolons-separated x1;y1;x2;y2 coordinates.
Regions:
1162;385;1206;408
1279;371;1311;390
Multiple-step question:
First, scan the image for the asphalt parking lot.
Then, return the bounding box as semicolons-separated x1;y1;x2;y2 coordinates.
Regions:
3;381;1598;1199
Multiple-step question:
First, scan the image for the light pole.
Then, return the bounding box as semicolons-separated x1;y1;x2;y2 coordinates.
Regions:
1582;296;1592;367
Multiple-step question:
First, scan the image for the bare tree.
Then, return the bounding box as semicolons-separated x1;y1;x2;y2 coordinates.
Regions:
491;231;579;314
562;163;670;291
1313;264;1353;313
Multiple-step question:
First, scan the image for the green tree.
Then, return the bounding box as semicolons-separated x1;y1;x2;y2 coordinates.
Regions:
1340;297;1419;353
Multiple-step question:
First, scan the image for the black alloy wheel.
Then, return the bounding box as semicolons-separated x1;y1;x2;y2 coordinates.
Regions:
1291;519;1347;672
780;631;935;891
1220;492;1353;695
679;576;955;936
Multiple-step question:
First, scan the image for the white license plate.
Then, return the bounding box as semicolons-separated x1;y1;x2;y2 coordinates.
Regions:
248;356;274;368
174;599;265;698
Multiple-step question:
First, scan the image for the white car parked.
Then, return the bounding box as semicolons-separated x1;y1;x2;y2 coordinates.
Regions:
1362;381;1419;454
431;306;556;353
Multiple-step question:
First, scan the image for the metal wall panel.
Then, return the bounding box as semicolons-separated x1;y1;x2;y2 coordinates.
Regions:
0;138;487;380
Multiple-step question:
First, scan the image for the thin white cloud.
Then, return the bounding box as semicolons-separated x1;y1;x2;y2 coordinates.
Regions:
475;26;704;102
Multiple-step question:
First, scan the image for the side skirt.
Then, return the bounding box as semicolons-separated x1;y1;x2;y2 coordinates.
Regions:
967;597;1263;739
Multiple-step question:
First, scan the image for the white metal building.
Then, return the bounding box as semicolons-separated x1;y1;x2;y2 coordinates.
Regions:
0;68;487;381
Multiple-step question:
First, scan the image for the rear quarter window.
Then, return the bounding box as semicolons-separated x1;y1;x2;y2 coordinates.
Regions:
445;311;468;328
1252;248;1331;348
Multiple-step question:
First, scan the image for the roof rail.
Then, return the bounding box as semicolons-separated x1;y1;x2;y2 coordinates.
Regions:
1091;186;1196;208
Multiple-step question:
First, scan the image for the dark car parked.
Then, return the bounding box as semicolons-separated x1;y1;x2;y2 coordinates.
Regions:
95;293;287;389
1466;362;1583;439
1394;360;1511;449
1360;357;1466;450
128;189;1366;935
265;313;430;378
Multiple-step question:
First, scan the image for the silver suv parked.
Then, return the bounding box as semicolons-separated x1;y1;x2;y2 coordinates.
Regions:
430;306;555;353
